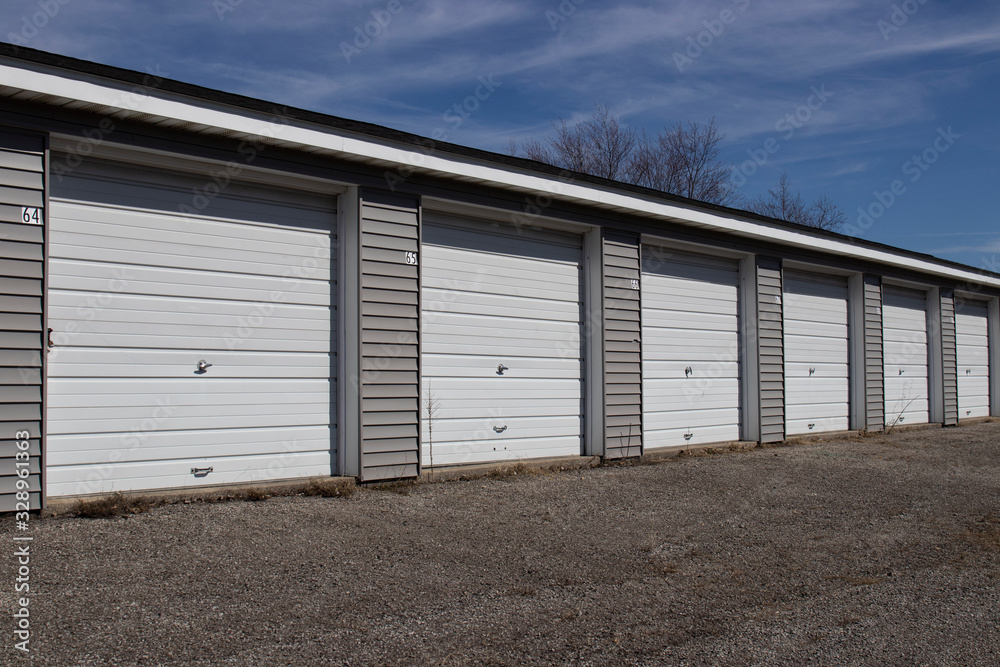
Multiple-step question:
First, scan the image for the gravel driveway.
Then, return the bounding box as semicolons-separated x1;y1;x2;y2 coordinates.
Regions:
3;422;999;666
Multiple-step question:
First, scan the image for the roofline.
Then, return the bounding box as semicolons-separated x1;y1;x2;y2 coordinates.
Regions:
0;42;997;289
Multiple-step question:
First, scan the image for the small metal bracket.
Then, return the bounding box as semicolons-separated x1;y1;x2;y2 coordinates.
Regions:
496;364;509;375
684;366;693;377
683;433;693;441
807;423;816;430
196;360;213;374
809;367;816;376
191;466;213;476
493;425;508;433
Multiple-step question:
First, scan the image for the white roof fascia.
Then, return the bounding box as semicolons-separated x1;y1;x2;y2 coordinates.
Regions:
2;58;998;291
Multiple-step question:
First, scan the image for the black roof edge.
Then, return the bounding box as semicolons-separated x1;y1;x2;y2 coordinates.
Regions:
1;41;998;283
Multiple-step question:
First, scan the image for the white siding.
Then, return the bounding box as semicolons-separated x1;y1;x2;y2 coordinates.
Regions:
46;162;335;496
956;301;990;419
883;286;929;426
421;222;582;466
642;248;740;447
784;271;849;435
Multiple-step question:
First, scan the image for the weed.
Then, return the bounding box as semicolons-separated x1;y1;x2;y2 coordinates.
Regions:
301;479;356;498
485;460;547;479
236;487;271;502
72;492;156;519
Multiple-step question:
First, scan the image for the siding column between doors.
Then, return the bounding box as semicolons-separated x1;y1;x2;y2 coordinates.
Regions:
602;231;641;458
357;189;420;480
863;275;884;431
756;257;784;443
939;289;959;426
0;129;46;511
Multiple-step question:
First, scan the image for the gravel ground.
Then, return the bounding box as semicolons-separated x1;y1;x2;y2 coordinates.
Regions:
2;421;1000;666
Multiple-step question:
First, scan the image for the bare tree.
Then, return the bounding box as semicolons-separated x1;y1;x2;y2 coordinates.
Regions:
509;106;737;206
748;172;846;231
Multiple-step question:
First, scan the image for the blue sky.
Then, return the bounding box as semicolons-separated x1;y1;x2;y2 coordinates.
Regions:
3;0;999;270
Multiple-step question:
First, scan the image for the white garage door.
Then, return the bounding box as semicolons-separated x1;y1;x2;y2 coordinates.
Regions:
956;301;990;419
783;271;849;435
421;220;583;466
46;160;335;496
883;286;929;426
642;248;741;447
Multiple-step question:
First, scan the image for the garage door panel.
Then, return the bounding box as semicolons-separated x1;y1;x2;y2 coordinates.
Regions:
642;250;742;449
53;200;333;259
50;229;331;283
421;224;583;466
785;362;849;378
786;416;849;434
644;378;740;399
47;168;335;495
423;289;580;321
47;425;332;465
423;415;581;441
957;302;990;419
784;272;849;436
643;311;738;331
882;286;931;426
422;436;582;467
46;450;333;497
49;259;329;305
423;354;579;378
643;424;739;448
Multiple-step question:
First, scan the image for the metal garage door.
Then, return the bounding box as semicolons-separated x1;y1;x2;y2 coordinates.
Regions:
783;270;849;435
956;301;990;419
883;286;929;426
46;160;336;496
420;219;583;466
642;247;740;447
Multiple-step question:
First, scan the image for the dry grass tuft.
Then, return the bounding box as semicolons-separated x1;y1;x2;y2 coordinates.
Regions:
73;492;157;519
301;478;356;498
485;460;548;479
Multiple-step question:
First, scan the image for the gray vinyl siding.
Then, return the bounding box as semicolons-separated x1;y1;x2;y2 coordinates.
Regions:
0;130;45;512
756;257;784;443
358;190;420;481
602;232;641;458
940;289;959;426
863;275;884;431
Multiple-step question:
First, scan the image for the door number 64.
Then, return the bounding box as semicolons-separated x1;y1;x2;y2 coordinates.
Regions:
21;207;42;225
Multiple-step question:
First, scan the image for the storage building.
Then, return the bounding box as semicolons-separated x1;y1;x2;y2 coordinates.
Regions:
0;46;998;509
